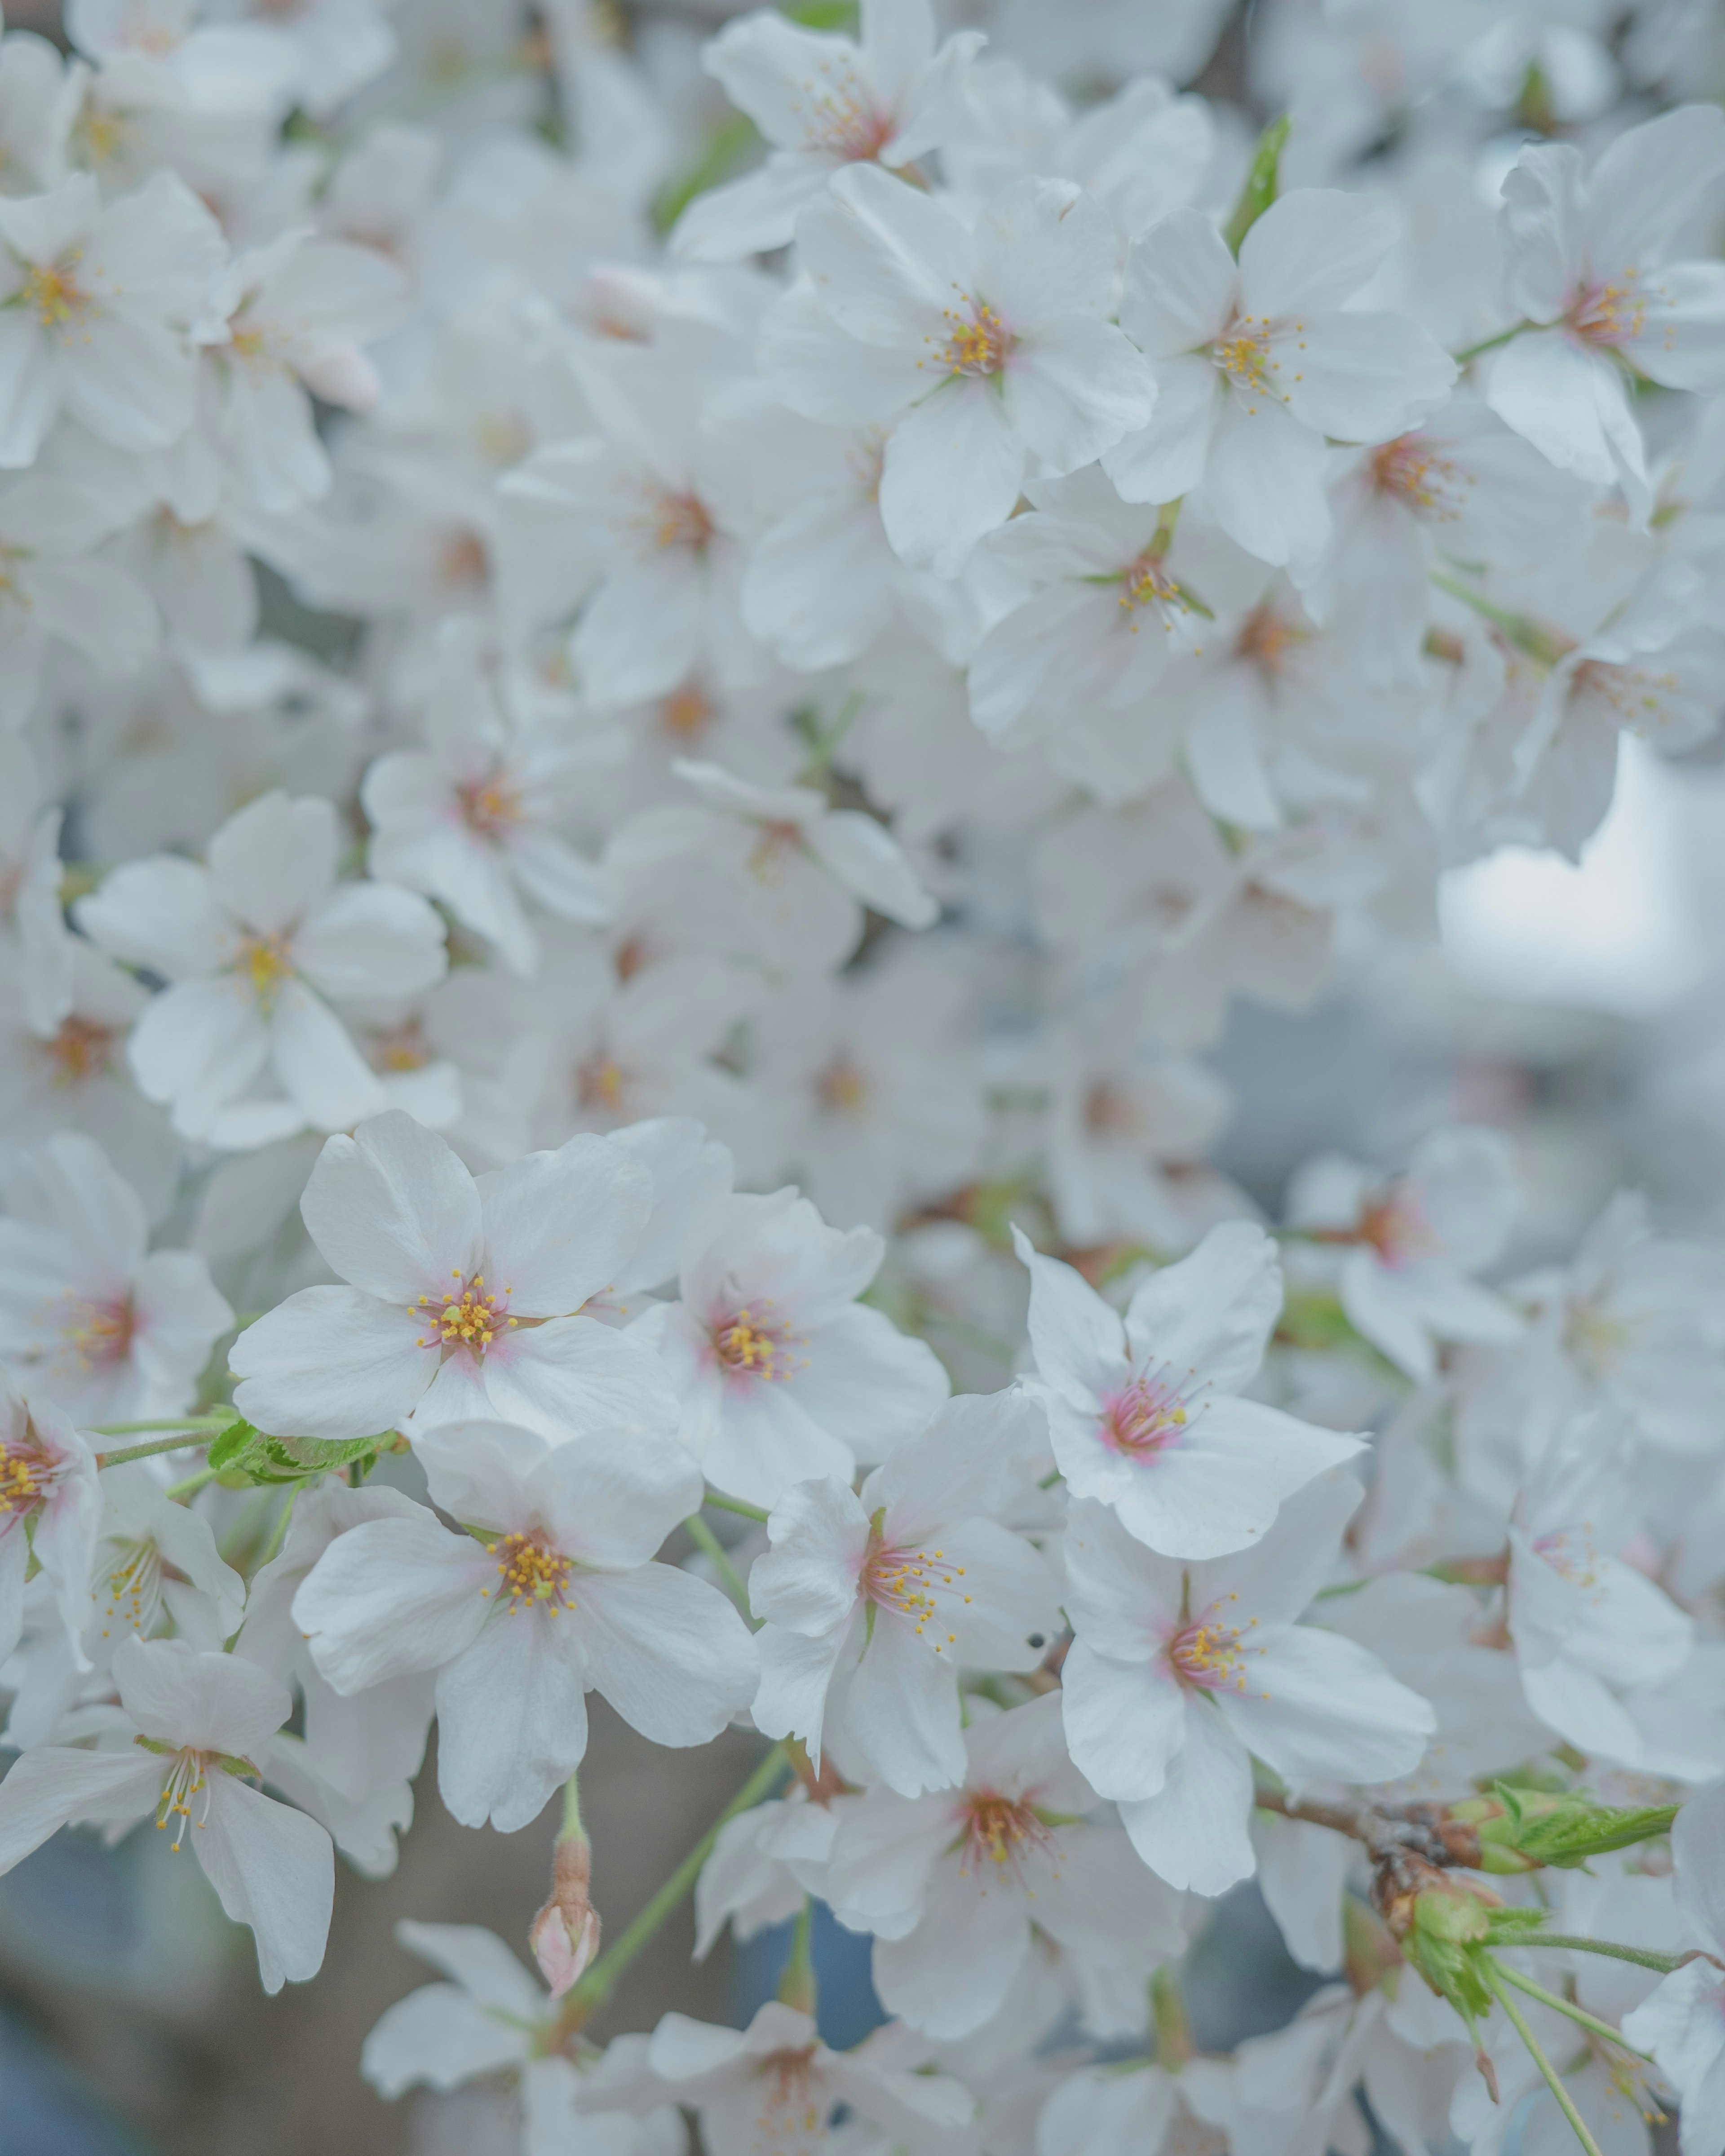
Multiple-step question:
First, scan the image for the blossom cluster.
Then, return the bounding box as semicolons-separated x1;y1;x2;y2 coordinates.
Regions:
1;2;1725;2154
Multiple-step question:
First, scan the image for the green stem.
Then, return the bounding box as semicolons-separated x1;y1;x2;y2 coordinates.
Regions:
561;1770;584;1843
684;1514;753;1623
1491;1962;1650;2058
1522;1935;1703;1977
91;1417;227;1438
1151;1966;1194;2069
1453;322;1530;366
164;1465;222;1502
778;1895;817;2014
704;1489;770;1524
1223;113;1290;254
1480;1958;1604;2156
255;1486;299;1573
565;1744;791;2018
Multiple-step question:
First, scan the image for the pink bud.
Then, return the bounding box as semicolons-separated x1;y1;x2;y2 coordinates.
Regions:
530;1835;601;1999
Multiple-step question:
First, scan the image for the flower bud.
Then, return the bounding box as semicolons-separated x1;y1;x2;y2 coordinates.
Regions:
531;1831;601;2000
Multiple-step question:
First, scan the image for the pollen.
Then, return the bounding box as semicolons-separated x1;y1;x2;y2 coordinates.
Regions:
1212;314;1285;406
650;488;715;553
487;1531;575;1614
1370;433;1470;520
1569;270;1652;351
457;772;522;837
22;257;88;331
412;1272;516;1352
954;1793;1056;1888
715;1304;801;1383
153;1746;212;1852
816;1057;868;1116
753;2045;825;2149
1169;1602;1259;1693
58;1294;137;1372
660;683;714;741
576;1054;629;1113
863;1534;968;1647
0;1443;43;1515
236;933;294;1012
1101;1367;1202;1457
937;297;1012;379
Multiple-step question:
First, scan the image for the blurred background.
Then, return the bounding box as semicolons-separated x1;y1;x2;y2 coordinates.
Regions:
4;0;1725;2148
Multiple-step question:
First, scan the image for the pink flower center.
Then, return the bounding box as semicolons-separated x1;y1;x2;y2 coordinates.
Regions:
1370;433;1468;521
714;1305;800;1383
457;773;521;838
938;300;1013;379
59;1294;137;1371
1168;1603;1257;1693
1101;1368;1200;1457
482;1530;575;1614
1568;272;1649;350
953;1792;1055;1886
862;1532;969;1651
412;1270;515;1354
799;72;895;162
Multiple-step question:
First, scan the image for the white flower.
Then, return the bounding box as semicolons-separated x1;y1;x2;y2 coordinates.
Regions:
1519;1191;1725;1457
88;1463;245;1647
1105;192;1456;567
967;465;1212;770
0;744;72;1039
193;230;407;517
1015;1218;1363;1558
1506;1412;1699;1771
0;1373;99;1670
362;632;610;978
291;1417;758;1833
608;760;937;979
694;1783;843;1958
1284;1125;1523;1382
641;2000;975;2155
1036;2055;1241;2156
1485;105;1725;513
1621;1781;1725;2156
0;1132;231;1423
0;1634;334;1993
671;0;983;263
75;792;449;1150
824;1691;1185;2040
362;1919;681;2156
1059;1474;1434;1895
0;477;160;726
776;168;1158;576
498;347;763;713
230;1109;674;1447
630;1186;951;1510
750;1390;1060;1795
1304;398;1596;684
235;1477;434;1880
0;170;225;465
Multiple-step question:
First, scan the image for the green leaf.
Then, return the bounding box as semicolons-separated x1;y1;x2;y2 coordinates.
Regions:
783;0;859;24
206;1419;260;1472
1223;115;1291;256
1487;1784;1679;1868
203;1421;388;1488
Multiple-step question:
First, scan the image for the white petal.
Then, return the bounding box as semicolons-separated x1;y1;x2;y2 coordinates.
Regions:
300;1112;481;1304
573;1564;759;1747
1117;1702;1255;1895
197;1774;334;1992
231;1287;434;1443
477;1135;652;1316
434;1612;590;1833
293;1511;493;1694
